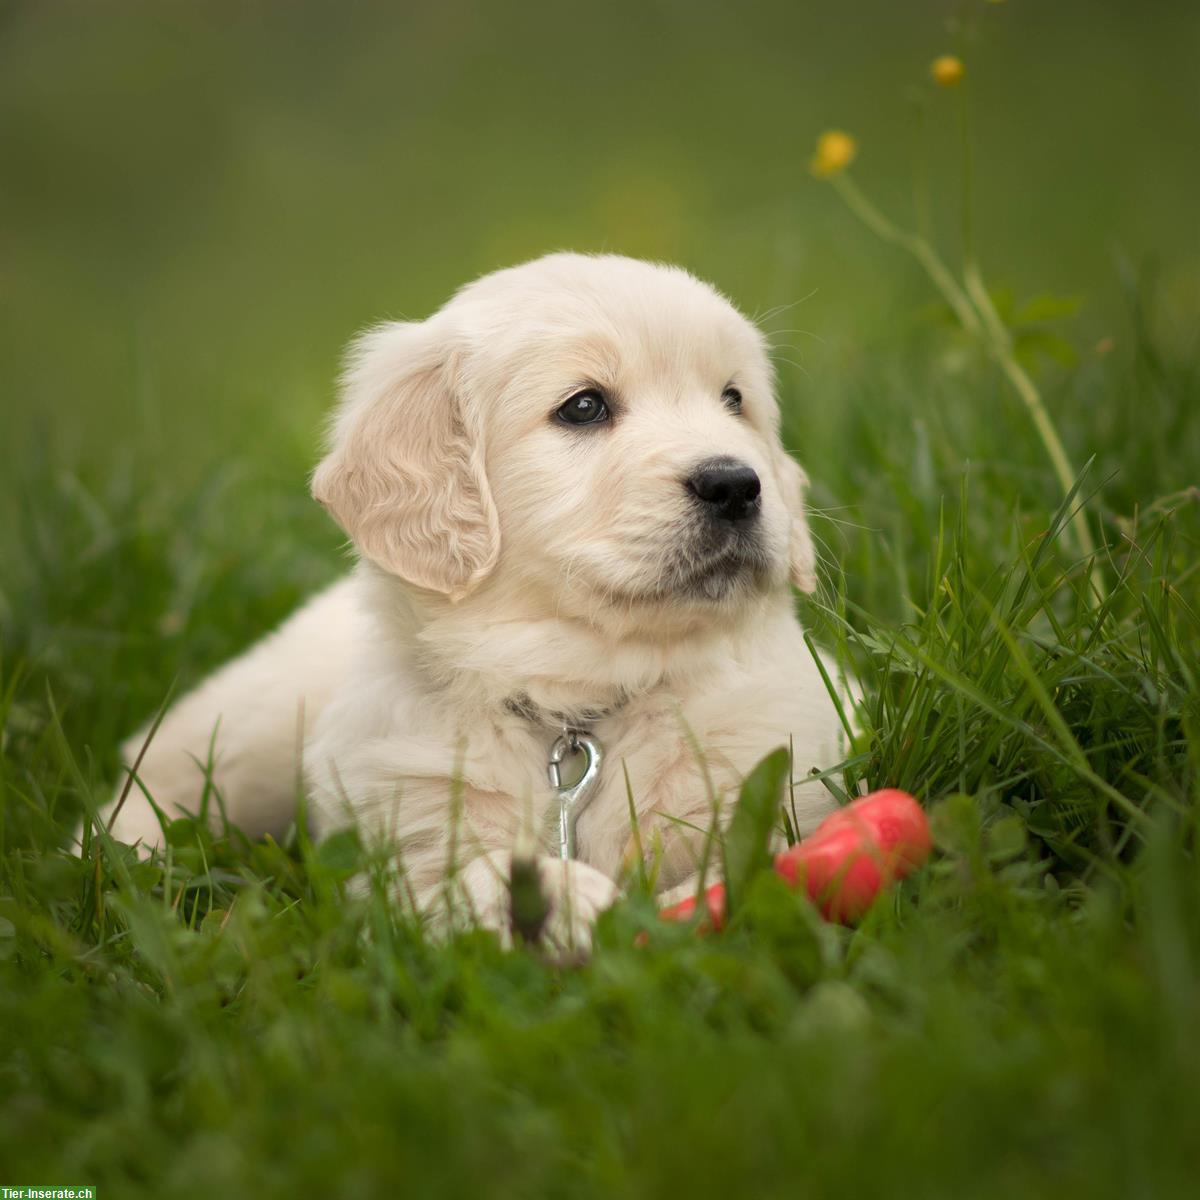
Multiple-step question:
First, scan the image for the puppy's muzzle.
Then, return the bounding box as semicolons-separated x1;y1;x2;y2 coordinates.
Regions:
684;457;762;524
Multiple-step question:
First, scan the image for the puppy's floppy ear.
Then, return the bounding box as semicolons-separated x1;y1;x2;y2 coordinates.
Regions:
772;447;818;594
311;320;500;601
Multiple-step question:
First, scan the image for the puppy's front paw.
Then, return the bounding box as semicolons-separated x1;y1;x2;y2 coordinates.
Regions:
534;855;621;955
456;852;619;954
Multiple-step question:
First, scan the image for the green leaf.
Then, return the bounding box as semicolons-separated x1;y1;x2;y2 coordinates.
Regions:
314;827;364;877
1014;328;1079;369
1014;292;1083;324
32;853;88;899
738;871;828;984
199;907;230;935
129;861;164;892
165;816;205;848
928;793;981;856
723;746;790;914
985;816;1029;864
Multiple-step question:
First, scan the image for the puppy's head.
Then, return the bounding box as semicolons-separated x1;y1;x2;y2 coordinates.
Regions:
312;254;816;629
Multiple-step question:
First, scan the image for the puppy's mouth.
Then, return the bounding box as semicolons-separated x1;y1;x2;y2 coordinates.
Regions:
646;527;773;603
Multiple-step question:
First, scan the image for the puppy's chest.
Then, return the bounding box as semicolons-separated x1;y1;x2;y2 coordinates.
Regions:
539;705;709;850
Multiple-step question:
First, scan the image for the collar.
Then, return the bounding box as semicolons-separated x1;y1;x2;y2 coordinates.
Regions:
503;688;631;732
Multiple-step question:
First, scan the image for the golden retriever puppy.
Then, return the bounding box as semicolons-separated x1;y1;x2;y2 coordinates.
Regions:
105;253;843;947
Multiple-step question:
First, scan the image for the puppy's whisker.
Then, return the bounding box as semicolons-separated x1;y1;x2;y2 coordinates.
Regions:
765;327;826;346
769;353;810;378
752;290;818;326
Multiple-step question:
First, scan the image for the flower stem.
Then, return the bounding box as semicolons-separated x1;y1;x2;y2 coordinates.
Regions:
829;171;1103;597
953;81;1101;590
832;174;981;337
962;262;1103;585
957;79;975;270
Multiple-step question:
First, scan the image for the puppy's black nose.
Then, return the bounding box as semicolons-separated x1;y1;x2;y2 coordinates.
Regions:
685;457;762;522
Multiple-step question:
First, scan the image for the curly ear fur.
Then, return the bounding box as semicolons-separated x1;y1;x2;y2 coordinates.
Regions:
773;447;818;594
311;321;500;600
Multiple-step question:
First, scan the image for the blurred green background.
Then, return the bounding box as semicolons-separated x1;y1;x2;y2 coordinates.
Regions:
1;0;1198;751
3;0;1197;475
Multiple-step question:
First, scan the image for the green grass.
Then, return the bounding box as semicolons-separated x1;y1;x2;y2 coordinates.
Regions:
3;1;1200;1196
3;316;1198;1197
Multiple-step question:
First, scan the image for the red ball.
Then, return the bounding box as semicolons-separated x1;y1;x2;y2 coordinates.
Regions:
774;789;930;921
655;788;930;933
658;881;727;930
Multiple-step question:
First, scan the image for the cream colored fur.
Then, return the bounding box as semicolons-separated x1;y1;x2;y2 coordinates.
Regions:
105;253;843;949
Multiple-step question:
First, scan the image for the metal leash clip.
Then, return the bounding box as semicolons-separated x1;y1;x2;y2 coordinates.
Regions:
547;729;603;860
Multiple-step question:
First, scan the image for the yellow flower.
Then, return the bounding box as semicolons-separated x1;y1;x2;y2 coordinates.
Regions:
930;55;965;87
809;130;857;179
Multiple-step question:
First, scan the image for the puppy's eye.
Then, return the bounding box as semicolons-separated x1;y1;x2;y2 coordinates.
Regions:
722;387;743;413
556;389;610;426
